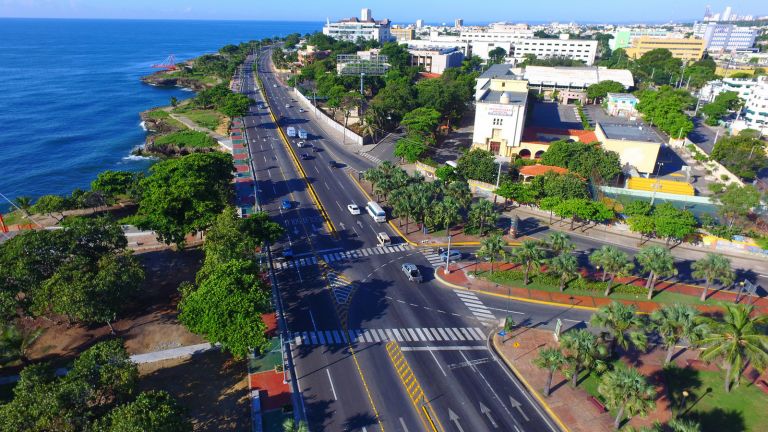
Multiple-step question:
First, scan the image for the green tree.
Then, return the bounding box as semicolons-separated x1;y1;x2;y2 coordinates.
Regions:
627;214;657;244
202;207;283;267
586;80;626;101
510;240;545;285
282;418;310;432
401;107;441;142
650;304;708;364
379;42;411;71
533;347;568;397
67;339;138;413
691;253;735;302
636;246;677;300
635;85;694;137
30;194;70;221
598;366;656;430
95;390;192;432
444;180;472;210
531;172;589;201
699;304;768;393
560;329;608;387
590;302;648;355
668;418;702;432
466;200;497;236
547;253;579;292
427;197;462;234
456;149;498;183
546;232;575;255
488;47;508;64
14;196;33;216
178;259;271;358
91;171;140;200
589;246;634;296
393;135;428;163
477;233;506;274
711;183;762;227
133;152;234;246
701;91;742;126
0;323;44;367
651;203;698;247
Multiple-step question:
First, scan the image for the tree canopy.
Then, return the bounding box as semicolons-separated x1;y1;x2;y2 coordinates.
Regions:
635;85;695;138
456;149;498;183
539;140;622;181
586;80;625;101
710;130;768;181
701;91;742;126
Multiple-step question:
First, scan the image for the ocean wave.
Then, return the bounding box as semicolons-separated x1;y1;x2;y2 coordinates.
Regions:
122;154;156;162
139;121;147;131
181;87;195;92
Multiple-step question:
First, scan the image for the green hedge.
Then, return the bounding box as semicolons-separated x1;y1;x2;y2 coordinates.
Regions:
153;130;217;149
485;270;647;296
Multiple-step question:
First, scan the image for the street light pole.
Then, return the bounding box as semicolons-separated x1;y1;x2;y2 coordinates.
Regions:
444;233;452;275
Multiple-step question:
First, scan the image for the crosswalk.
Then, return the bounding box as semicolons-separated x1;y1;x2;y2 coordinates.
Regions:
360;152;384;165
283;216;324;227
274;244;414;271
327;271;354;304
420;249;445;267
290;327;487;346
454;290;498;326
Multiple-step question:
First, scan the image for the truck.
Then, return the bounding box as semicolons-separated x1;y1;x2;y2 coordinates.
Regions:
286;126;296;138
298;129;308;139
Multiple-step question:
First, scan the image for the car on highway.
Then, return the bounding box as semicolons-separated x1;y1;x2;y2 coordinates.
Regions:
281;199;292;210
439;249;462;263
312;145;320;152
273;84;277;88
296;141;304;148
401;263;422;283
300;153;311;160
299;108;305;113
328;160;336;168
347;204;361;215
285;104;290;108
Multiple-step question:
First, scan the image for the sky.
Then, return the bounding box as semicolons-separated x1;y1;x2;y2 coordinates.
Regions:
1;0;767;23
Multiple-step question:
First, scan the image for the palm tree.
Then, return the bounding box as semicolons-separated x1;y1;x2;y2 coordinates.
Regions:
547;253;579;292
636;246;677;300
14;196;33;216
597;366;656;430
533;347;567;396
428;197;461;235
444;180;472;210
477;233;506;274
650;304;709;364
0;324;45;367
590;302;648;355
363;168;383;200
510;240;546;285
699;303;768;392
467;200;497;236
560;329;608;388
590;246;634;296
691;253;735;302
546;232;575;255
282;418;309;432
668;418;701;432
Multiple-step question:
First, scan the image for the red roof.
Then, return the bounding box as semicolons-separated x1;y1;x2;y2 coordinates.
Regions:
519;164;569;177
522;127;598;145
418;72;442;80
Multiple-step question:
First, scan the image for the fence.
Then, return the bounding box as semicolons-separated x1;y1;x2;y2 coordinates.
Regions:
292;88;365;146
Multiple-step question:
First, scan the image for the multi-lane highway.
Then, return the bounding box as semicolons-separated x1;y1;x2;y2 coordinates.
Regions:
240;49;590;432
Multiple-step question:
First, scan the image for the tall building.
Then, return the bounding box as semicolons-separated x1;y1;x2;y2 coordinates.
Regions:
625;37;706;62
609;28;684;50
455;19;464;28
693;22;758;52
416;19;424;29
323;9;392;43
471;65;529;158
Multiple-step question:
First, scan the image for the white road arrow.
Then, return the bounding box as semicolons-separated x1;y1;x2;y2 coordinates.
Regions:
448;409;465;432
509;396;529;421
357;220;364;229
293;227;299;236
339;222;346;230
479;402;498;428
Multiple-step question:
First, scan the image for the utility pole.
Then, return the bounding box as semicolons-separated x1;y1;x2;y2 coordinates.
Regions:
444;234;453;275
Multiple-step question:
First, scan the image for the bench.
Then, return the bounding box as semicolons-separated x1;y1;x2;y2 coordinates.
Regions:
757;380;768;395
588;396;607;413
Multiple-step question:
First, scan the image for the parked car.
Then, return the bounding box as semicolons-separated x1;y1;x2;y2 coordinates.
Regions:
439;249;462;263
281;199;292;210
347;204;361;215
401;263;422;282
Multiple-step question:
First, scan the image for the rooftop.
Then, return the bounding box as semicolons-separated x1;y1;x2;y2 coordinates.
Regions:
598;123;660;143
523;66;634;89
607;93;638;100
478;90;528;105
519;164;569;177
522;127;598;144
479;64;523;80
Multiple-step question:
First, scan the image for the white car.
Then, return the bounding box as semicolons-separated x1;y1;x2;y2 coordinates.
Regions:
299;108;304;113
273;84;277;88
347;204;361;215
285;104;290;108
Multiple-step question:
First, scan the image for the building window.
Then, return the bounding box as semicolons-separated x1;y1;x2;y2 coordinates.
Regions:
492;118;504;126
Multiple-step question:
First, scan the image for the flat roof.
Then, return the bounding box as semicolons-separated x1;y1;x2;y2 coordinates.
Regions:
606;93;638;100
478;90;528;105
599;123;660;143
523;66;634;89
479;64;522;80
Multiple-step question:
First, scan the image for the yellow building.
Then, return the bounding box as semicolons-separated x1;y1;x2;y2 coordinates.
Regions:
594;123;661;174
391;27;415;41
626;37;705;62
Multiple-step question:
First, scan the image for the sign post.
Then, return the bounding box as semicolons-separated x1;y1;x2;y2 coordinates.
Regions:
553;319;563;342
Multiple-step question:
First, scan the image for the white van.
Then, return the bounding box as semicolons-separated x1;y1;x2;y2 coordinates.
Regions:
366;201;386;223
376;232;391;246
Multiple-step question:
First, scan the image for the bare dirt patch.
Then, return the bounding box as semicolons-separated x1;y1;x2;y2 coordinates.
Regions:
22;248;205;367
138;350;249;432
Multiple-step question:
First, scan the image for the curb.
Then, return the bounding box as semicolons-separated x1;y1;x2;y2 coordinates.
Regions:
489;333;570;432
433;267;601;313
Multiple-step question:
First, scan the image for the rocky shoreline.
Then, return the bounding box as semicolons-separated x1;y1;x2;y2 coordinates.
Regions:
140;71;211;92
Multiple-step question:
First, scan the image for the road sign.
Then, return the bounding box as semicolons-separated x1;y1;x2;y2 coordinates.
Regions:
554;318;563;342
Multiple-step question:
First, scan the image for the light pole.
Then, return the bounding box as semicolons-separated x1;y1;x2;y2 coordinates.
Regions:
679;390;689;414
444;233;453;275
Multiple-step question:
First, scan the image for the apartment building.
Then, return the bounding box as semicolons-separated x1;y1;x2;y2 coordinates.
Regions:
408;47;464;74
740;76;768;133
511;36;598;66
699;77;760;102
625;37;706;62
693;22;758;52
609;28;686;50
391;26;415;41
322;9;392;43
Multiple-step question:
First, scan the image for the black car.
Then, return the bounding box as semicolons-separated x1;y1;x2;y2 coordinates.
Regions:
328;160;336;168
300;153;310;160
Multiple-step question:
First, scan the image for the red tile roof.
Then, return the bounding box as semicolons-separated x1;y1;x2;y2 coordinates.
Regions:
519;164;569;177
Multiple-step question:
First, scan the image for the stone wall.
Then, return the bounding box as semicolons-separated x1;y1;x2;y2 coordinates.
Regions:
292;88;365;146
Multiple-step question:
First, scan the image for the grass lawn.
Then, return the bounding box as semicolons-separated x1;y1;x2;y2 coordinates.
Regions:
482;270;726;308
664;365;768;432
1;210;25;226
153;130;217;149
146;109;170;120
178;109;223;130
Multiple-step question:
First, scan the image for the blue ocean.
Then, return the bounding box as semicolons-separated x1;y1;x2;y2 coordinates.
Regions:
0;19;320;212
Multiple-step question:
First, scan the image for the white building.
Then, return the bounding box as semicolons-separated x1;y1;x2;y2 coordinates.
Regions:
511;35;598;66
471;64;529;159
408;47;464;74
406;39;471;58
735;76;768;134
693;22;758;52
699;77;759;102
323;9;392;43
416;19;424;29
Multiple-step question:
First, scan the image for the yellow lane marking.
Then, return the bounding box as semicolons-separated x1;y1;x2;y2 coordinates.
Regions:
385;341;444;432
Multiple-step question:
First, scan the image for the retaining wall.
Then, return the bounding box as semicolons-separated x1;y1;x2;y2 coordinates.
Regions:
292;88;364;146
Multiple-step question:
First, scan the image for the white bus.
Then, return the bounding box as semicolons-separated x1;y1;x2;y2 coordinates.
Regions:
366;201;386;223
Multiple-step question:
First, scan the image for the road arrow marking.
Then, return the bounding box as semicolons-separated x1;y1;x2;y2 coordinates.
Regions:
339;222;346;230
480;402;498;428
448;409;464;432
509;396;529;421
293;227;299;235
357;220;364;229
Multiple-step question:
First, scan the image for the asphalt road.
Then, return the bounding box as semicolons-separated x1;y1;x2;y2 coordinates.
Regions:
245;49;585;432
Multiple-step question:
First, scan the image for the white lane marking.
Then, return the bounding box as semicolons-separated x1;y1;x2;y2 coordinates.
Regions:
400;346;488;351
429;349;448;377
309;310;318;331
326;369;338;400
399;418;410;432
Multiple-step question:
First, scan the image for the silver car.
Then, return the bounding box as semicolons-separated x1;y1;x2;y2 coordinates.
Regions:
401;263;422;283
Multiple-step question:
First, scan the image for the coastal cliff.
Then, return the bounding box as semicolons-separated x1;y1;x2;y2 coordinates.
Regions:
140;71;212;91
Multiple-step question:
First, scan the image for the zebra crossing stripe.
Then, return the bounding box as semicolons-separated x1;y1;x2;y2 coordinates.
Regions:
310;332;318;344
407;329;419;340
414;328;426;341
290;328;486;346
437;328;450;340
385;329;396;341
444;328;459;340
317;332;326;344
471;328;485;339
429;328;443;341
392;329;404;341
